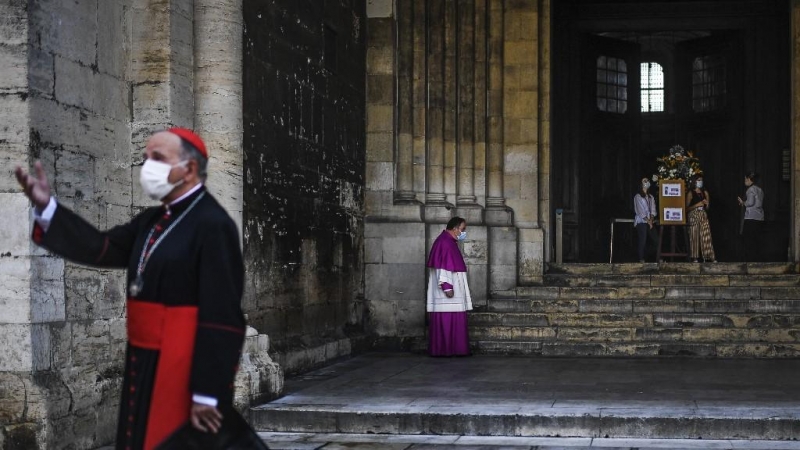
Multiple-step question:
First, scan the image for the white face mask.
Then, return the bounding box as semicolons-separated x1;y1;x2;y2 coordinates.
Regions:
696;180;704;189
140;159;187;201
642;181;651;190
457;231;467;241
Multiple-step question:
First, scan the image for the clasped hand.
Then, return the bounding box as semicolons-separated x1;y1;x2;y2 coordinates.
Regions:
191;403;223;433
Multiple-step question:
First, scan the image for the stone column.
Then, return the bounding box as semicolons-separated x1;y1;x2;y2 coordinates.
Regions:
792;0;800;261
395;0;416;203
485;0;512;226
424;0;453;223
455;0;483;225
194;0;244;231
538;0;552;262
503;0;543;284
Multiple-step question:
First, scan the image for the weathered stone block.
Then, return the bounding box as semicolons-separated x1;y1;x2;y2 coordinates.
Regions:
366;131;393;162
632;300;694;313
500;313;549;327
653;314;734;328
693;300;748;313
558;327;633;342
366;47;393;76
367;0;393;19
747;300;800;313
0;258;31;324
489;264;516;292
387;264;426;301
528;299;579;313
760;287;800;299
30;0;97;66
730;275;800;287
652;275;730;286
0;324;32;371
547;313;648;328
365;162;394;191
665;286;714;299
578;300;633;314
682;328;749;342
472;326;556;341
366;299;397;336
634;328;683;341
515;286;560;299
382;237;425;265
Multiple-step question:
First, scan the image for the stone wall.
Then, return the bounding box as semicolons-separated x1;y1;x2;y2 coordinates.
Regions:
363;0;550;342
242;0;368;374
0;0;280;447
1;0;133;447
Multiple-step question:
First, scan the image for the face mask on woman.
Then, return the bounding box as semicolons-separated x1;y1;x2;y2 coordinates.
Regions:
140;159;187;200
642;181;651;190
696;180;704;189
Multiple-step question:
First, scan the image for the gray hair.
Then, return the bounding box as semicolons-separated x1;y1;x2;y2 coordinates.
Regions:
178;139;208;181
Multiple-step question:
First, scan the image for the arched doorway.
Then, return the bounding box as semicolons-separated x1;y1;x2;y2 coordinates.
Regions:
551;0;791;263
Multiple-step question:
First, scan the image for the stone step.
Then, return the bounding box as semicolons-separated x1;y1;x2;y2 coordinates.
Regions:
470;311;800;327
470;340;800;357
252;354;800;442
252;397;800;439
543;274;800;288
498;286;800;300
546;262;798;276
481;299;800;313
469;326;800;343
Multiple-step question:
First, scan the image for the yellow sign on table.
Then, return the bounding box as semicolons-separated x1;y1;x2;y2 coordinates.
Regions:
659;179;686;225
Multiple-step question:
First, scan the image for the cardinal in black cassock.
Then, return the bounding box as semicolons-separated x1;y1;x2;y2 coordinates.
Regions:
16;129;258;449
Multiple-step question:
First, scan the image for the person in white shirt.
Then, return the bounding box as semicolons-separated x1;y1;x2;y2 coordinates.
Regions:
633;178;659;262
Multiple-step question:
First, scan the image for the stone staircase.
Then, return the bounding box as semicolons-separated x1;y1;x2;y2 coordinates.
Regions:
470;262;800;357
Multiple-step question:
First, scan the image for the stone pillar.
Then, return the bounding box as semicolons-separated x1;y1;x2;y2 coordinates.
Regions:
792;0;800;261
538;0;552;262
503;0;543;284
131;0;195;206
194;0;244;231
455;0;483;225
485;0;512;227
424;0;454;223
412;0;428;198
395;0;416;203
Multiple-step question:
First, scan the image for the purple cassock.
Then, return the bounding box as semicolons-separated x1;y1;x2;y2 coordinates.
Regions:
426;231;473;356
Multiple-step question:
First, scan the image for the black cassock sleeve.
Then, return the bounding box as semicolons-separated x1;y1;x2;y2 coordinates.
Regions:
190;217;246;403
35;202;148;268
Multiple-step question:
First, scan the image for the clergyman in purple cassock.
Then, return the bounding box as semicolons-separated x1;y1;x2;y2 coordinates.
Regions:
426;217;473;356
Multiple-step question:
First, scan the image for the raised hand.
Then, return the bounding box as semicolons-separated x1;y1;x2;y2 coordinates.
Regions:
14;161;51;210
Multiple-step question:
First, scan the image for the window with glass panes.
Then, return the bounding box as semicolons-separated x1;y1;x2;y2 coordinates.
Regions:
692;55;726;112
640;62;664;112
596;56;628;114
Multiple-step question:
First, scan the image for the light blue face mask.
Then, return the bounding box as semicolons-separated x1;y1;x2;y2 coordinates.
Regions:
457;231;467;241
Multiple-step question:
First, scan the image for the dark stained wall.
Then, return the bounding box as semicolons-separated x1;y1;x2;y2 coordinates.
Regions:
242;0;367;372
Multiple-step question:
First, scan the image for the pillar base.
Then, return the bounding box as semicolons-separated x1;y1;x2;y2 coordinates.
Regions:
423;202;455;224
455;203;484;225
485;206;514;227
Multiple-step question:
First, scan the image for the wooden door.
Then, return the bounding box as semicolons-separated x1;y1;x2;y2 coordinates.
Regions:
675;33;744;261
575;35;642;262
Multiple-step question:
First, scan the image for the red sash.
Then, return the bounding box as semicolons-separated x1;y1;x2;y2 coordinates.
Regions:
127;299;198;450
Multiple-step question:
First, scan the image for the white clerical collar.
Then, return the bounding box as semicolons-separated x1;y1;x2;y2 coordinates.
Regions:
169;183;204;206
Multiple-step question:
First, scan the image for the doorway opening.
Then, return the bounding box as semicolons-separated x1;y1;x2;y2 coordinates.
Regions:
552;0;790;263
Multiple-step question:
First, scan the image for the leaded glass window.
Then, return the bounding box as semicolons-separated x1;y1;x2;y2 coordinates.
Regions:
597;56;628;114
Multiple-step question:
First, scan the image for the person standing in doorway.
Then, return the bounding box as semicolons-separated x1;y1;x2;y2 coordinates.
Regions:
738;171;765;262
686;175;717;263
633;177;659;263
426;217;472;356
15;129;247;449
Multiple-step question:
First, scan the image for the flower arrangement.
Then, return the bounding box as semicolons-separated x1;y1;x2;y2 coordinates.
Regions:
654;144;702;184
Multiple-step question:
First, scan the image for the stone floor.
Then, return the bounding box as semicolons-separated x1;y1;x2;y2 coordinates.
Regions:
252;353;800;440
